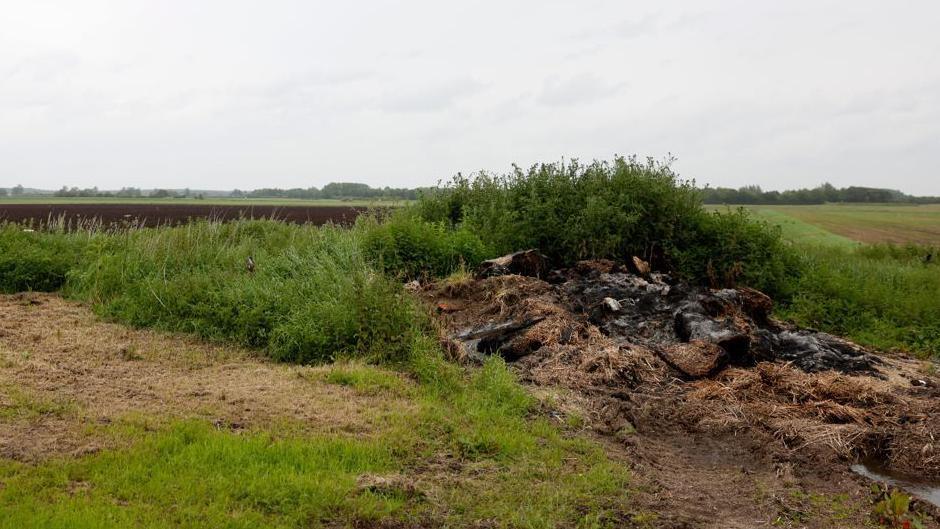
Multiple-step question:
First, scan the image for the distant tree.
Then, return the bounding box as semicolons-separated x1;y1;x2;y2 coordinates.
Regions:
11;185;24;196
149;189;174;198
701;183;940;205
116;187;142;198
0;188;7;197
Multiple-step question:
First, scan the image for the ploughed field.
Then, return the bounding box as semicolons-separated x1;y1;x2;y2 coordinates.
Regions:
0;203;365;228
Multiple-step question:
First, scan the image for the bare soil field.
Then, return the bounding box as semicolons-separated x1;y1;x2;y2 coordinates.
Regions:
0;203;364;228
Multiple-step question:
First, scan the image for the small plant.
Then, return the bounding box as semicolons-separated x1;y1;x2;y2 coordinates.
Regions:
871;485;925;528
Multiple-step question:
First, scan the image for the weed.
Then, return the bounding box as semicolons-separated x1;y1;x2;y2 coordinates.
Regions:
871;486;925;528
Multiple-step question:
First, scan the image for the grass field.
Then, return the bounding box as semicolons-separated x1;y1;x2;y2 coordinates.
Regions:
712;204;940;246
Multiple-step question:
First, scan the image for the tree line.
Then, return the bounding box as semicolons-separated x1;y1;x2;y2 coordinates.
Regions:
4;180;937;205
230;182;420;200
701;183;940;205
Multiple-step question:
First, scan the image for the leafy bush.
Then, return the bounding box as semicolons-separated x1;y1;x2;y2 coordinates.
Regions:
0;224;88;293
417;156;797;296
358;210;489;279
669;208;801;296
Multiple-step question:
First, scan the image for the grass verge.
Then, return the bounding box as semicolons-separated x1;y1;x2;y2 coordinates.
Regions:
0;348;631;528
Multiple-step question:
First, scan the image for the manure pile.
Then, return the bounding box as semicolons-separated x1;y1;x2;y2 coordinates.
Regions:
426;251;940;525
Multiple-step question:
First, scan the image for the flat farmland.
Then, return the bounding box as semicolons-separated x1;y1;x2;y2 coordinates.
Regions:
0;202;367;228
713;203;940;245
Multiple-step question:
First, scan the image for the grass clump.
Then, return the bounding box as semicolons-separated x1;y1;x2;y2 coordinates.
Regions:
358;210;489;279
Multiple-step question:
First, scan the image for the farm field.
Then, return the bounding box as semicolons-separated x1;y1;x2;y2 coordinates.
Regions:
0;197;409;207
0;202;367;228
712;203;940;246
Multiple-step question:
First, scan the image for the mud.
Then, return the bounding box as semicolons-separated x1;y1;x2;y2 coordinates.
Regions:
427;256;940;528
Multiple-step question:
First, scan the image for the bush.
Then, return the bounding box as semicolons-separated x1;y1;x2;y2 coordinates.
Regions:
0;224;88;293
359;210;489;279
669;208;801;297
417;156;797;296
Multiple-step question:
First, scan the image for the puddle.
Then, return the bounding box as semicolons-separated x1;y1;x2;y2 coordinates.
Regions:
851;460;940;508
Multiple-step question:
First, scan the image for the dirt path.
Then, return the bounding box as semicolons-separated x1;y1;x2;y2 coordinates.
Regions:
0;293;411;461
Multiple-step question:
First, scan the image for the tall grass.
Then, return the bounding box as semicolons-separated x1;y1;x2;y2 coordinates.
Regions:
781;244;940;356
62;220;426;364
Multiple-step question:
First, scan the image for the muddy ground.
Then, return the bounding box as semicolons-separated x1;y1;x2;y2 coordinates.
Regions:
428;255;940;528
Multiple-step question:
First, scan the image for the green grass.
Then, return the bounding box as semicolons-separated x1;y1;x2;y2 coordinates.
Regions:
0;214;632;527
722;204;940;246
780;244;940;356
0;197;410;207
0;353;632;528
709;205;858;248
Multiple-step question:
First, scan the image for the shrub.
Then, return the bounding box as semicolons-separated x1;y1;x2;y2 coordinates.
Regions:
0;224;88;293
417;156;797;296
359;210;489;279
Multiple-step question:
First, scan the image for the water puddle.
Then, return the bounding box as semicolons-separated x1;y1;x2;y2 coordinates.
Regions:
851;460;940;508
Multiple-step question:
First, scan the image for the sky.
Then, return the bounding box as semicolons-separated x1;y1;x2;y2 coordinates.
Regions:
2;0;939;194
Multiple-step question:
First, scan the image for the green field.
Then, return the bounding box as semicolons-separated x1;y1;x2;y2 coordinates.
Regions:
711;203;940;246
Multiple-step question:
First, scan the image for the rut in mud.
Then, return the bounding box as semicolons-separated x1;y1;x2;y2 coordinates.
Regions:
427;253;940;528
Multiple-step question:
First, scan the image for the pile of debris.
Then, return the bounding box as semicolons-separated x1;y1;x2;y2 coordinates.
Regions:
426;250;940;480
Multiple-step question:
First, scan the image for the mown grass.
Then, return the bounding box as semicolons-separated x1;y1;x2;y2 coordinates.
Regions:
738;204;940;246
708;206;858;248
0;351;631;528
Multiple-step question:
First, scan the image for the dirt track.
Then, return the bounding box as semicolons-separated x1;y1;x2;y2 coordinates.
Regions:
0;203;364;228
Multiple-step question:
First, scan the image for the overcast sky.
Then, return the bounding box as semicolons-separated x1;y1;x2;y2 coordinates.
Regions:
2;1;939;194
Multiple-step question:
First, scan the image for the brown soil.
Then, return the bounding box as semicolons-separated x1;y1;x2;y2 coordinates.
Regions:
0;203;364;228
427;265;940;528
0;293;412;461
